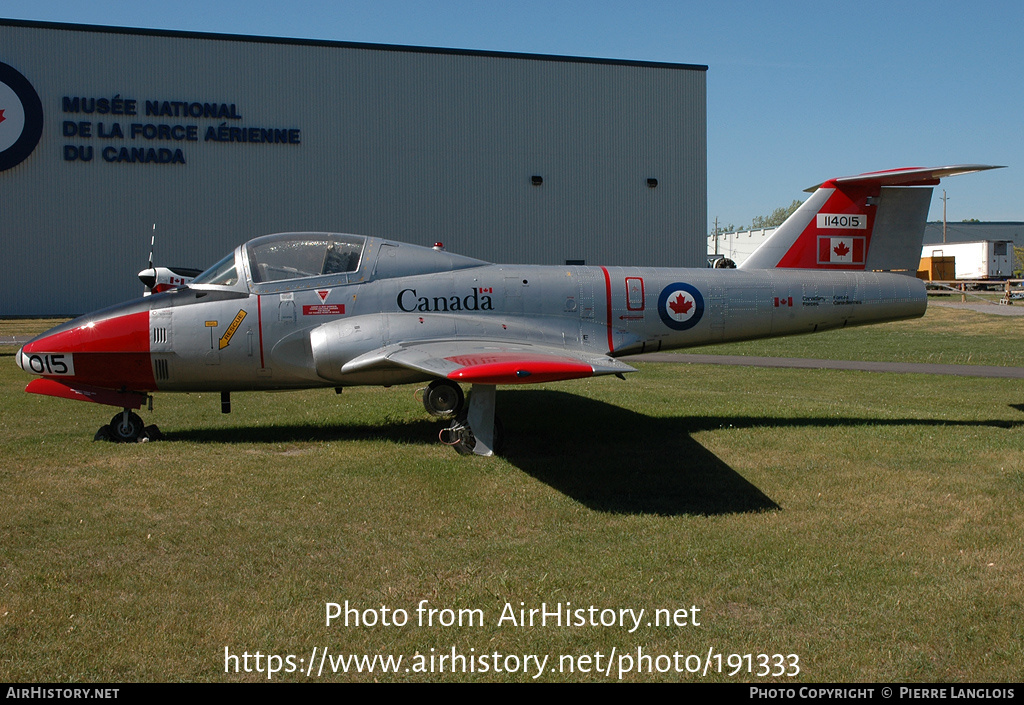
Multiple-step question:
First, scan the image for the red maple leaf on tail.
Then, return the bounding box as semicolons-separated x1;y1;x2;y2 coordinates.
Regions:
833;242;850;257
668;293;693;315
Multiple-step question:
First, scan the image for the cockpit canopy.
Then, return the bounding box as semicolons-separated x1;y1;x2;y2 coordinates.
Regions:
246;233;365;282
190;251;239;287
190;232;487;293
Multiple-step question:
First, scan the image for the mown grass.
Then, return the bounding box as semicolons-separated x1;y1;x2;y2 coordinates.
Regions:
1;312;1022;682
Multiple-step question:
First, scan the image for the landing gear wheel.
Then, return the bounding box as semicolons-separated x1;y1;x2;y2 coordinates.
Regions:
441;415;504;456
108;411;145;443
422;379;465;418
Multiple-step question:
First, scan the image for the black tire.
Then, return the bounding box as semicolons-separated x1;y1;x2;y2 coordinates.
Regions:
449;415;504;456
108;411;144;443
422;379;465;417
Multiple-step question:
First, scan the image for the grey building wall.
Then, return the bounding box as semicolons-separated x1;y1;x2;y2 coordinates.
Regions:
0;20;706;315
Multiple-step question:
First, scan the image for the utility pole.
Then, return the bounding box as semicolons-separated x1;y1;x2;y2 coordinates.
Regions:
941;189;949;243
714;217;719;255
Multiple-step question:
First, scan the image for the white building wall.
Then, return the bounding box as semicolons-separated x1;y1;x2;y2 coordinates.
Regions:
708;228;775;266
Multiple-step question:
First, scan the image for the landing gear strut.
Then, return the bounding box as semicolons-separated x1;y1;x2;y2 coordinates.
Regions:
441;414;504;456
438;384;502;456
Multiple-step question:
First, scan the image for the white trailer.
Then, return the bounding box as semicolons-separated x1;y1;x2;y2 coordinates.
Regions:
920;240;1014;279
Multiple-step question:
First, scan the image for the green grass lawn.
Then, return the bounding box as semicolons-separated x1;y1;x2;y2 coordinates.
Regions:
692;303;1024;367
1;310;1022;682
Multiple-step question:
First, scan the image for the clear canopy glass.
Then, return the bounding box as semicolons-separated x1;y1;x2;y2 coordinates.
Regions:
190;252;238;286
246;234;365;283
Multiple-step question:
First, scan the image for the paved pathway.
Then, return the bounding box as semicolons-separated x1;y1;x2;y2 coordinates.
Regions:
929;300;1024;316
630;353;1024;379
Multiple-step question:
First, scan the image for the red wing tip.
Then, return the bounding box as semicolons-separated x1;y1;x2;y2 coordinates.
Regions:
444;353;594;384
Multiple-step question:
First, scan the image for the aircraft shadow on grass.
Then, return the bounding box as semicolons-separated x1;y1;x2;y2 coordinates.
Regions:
164;389;1022;517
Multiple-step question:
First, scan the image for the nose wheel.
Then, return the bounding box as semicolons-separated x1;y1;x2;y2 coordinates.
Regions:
108;410;144;442
95;409;162;443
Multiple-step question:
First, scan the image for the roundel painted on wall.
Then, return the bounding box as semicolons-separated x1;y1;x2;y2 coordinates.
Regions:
0;61;43;172
657;282;705;331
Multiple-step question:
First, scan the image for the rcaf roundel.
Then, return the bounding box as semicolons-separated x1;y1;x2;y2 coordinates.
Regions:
0;62;43;173
657;282;704;331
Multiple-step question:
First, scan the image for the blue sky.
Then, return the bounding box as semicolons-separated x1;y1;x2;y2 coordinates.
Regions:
4;0;1021;230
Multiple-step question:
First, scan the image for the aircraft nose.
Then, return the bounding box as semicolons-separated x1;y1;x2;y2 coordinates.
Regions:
19;308;156;391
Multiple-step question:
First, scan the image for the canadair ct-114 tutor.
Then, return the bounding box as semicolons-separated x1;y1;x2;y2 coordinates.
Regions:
16;165;1003;455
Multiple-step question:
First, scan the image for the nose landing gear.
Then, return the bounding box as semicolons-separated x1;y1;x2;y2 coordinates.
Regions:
95;408;162;443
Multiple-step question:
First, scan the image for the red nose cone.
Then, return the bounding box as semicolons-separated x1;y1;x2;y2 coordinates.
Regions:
21;310;156;391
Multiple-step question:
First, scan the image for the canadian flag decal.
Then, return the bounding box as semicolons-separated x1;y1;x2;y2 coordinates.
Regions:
818;236;865;265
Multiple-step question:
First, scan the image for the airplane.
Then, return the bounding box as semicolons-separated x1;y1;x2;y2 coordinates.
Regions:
15;164;1003;455
137;265;201;295
137;225;201;295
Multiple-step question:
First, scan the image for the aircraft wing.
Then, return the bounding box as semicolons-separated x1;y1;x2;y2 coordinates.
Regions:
340;340;636;384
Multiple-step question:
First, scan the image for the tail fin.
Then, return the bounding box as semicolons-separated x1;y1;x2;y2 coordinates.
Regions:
739;165;1003;271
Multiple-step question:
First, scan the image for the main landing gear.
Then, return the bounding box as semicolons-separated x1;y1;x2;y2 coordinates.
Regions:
421;379;465;418
94;408;162;443
420;380;503;456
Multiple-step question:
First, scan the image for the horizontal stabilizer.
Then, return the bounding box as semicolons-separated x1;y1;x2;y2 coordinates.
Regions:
805;164;1004;192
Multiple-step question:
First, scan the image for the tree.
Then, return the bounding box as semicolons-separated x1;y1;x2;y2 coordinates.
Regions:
708;223;742;236
751;199;803;229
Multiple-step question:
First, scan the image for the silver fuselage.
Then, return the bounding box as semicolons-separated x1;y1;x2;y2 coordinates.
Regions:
18;235;926;396
150;263;924;391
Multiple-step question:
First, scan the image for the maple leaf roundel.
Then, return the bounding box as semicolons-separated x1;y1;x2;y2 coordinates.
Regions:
657;282;705;331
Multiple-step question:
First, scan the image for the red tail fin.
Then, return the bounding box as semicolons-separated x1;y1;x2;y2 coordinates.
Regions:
739;165;1003;271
